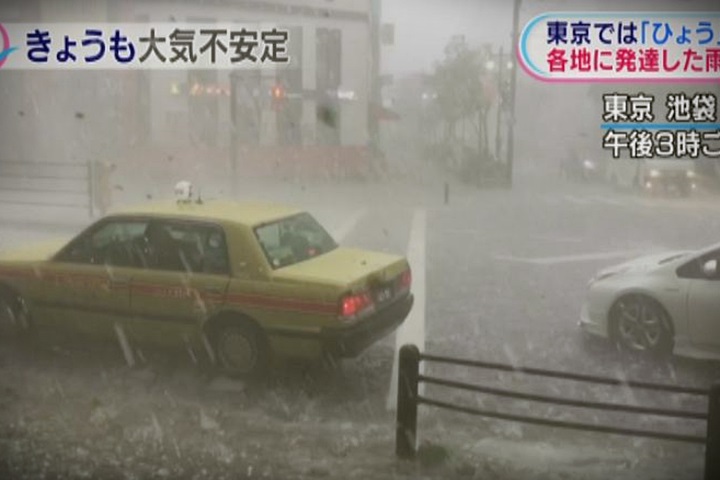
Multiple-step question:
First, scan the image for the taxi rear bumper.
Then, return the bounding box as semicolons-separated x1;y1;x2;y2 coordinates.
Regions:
322;293;413;358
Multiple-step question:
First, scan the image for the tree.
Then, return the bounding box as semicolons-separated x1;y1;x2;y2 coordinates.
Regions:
430;36;495;167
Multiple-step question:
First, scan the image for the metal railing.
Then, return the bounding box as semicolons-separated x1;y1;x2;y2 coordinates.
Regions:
0;160;94;217
395;344;718;480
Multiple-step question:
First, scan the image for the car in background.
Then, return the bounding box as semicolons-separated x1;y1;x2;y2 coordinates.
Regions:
560;154;605;183
607;158;697;197
579;242;720;361
639;159;697;197
0;197;414;378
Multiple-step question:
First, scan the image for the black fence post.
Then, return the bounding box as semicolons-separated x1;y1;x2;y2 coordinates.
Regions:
396;344;420;459
706;383;720;480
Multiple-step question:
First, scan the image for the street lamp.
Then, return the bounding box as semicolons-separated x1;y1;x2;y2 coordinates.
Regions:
505;0;521;188
485;59;496;71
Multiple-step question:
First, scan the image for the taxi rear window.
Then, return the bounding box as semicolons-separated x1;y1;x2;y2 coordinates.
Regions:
254;212;337;269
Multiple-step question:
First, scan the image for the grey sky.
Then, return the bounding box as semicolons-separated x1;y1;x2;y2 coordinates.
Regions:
380;0;719;77
380;0;513;77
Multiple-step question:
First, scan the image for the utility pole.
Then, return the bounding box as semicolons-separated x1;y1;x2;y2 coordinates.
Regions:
229;71;238;197
506;0;521;188
494;46;504;163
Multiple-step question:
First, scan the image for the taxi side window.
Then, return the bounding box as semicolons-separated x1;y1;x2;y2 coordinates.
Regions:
149;222;230;275
58;220;148;267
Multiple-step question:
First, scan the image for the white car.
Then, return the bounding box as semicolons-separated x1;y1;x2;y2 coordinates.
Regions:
579;242;720;360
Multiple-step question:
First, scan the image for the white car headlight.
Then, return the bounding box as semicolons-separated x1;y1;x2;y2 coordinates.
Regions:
589;272;611;285
686;170;696;178
649;169;661;178
589;267;631;285
583;159;596;170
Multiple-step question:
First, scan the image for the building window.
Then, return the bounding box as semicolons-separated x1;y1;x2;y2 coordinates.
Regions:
230;70;262;146
276;26;303;146
188;70;219;147
316;27;341;146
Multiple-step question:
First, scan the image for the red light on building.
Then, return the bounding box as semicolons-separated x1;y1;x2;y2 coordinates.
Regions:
271;85;285;100
271;85;286;110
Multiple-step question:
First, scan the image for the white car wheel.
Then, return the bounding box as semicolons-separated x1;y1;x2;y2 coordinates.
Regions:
610;295;673;357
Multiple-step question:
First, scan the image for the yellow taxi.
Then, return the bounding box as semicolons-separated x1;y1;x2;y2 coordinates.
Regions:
0;194;413;377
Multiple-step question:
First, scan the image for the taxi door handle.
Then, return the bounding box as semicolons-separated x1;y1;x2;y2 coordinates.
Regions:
203;286;224;295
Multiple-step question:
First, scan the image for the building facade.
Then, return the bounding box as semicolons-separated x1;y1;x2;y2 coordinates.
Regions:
0;0;381;179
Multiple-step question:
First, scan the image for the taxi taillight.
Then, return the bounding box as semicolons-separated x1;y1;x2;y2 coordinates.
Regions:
340;291;374;318
398;268;412;290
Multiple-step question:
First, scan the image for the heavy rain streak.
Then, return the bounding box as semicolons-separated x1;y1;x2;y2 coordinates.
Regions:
0;1;719;479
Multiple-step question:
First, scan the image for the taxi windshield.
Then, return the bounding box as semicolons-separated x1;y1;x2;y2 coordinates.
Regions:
254;212;337;269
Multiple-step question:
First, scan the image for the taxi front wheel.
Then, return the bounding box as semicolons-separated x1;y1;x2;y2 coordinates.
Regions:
213;321;268;379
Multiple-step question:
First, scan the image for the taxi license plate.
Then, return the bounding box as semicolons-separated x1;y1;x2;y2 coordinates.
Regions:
374;285;394;304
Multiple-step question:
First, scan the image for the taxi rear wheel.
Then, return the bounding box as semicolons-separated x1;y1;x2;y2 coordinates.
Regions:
212;321;268;379
0;290;32;338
